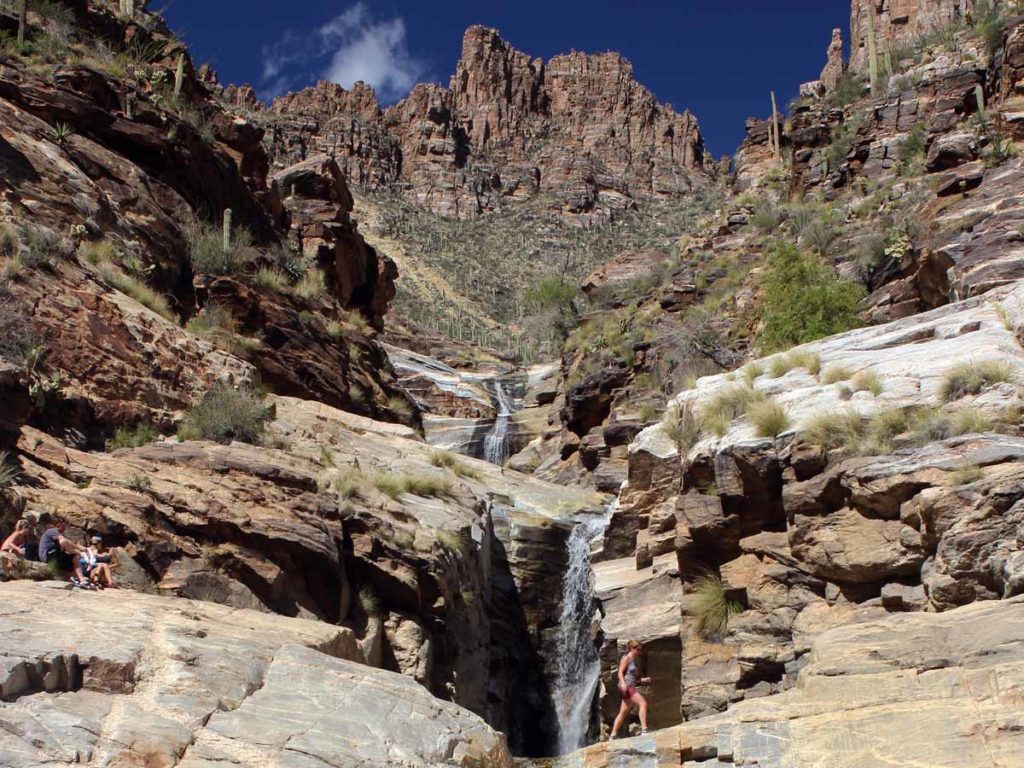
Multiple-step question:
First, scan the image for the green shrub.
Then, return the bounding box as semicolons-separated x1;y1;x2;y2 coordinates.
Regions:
801;211;841;257
826;72;866;108
757;241;863;353
96;261;175;321
821;365;853;384
187;221;253;275
107;423;159;451
125;474;152;493
825;116;862;172
295;269;326;302
22;227;66;271
786;204;820;240
748;399;790;438
897;123;928;165
692;575;744;639
177;385;269;444
750;200;784;234
939;360;1017;402
851;370;884;396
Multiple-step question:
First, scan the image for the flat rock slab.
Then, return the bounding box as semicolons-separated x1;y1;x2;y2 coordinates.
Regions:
0;582;512;768
537;596;1024;767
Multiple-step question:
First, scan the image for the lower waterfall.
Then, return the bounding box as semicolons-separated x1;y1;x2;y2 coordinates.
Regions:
483;379;513;465
551;516;607;754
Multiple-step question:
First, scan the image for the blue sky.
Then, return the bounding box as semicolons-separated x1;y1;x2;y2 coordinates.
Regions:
161;0;850;157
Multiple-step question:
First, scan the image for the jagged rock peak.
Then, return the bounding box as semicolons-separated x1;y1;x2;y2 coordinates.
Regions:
264;25;708;218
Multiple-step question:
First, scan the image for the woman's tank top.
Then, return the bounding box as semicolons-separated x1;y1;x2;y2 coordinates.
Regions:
624;656;639;686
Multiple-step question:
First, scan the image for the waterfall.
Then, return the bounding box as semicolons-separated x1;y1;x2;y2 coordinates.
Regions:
552;517;606;754
483;380;513;465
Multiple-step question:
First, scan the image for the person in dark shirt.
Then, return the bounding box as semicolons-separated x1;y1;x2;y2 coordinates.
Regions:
37;517;87;584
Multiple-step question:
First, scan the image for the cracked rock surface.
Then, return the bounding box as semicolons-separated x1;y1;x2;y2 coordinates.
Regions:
0;582;512;768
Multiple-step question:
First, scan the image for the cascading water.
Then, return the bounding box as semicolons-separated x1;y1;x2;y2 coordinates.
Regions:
483;380;513;465
551;516;608;755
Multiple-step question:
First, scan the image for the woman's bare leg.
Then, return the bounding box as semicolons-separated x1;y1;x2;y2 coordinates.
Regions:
634;692;648;730
610;699;631;737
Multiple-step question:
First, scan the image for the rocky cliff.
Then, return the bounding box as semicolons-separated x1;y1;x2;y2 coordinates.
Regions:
263;26;708;220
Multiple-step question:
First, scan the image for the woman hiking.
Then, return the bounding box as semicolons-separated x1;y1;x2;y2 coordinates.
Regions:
610;639;650;739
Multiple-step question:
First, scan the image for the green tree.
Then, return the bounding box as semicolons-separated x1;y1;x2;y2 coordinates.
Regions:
758;241;863;352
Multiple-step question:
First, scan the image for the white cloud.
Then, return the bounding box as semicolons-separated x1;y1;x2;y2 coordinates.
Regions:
260;3;426;102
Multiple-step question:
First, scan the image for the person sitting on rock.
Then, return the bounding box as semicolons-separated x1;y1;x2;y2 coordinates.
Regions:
1;519;32;558
37;516;87;585
82;535;116;589
609;639;651;739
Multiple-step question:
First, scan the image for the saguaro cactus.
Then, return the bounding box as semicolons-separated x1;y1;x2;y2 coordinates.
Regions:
173;54;185;103
975;84;986;115
222;208;234;253
17;0;27;46
866;9;879;90
222;209;233;252
770;91;782;162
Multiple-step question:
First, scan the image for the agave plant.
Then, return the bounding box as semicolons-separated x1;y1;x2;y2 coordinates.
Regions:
0;451;21;490
50;122;75;146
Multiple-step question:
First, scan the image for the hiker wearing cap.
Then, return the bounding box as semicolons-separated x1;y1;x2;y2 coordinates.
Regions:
81;536;116;589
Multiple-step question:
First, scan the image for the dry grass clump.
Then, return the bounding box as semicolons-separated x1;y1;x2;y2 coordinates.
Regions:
699;385;766;437
767;350;821;378
692;574;744;639
374;471;454;501
938;360;1017;402
946;465;984;486
821;365;853;385
96;260;175;321
803;408;865;451
294;269;326;301
740;362;764;386
254;267;289;292
851;370;884;396
429;449;482;480
335;469;364;500
663;402;702;454
747;399;791;438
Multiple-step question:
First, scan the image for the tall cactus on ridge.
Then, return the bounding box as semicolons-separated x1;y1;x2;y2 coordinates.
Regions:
866;8;879;90
222;209;233;253
17;0;27;46
770;91;782;162
173;54;185;103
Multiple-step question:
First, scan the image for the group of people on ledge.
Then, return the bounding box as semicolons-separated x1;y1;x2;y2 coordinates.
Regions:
1;513;117;589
